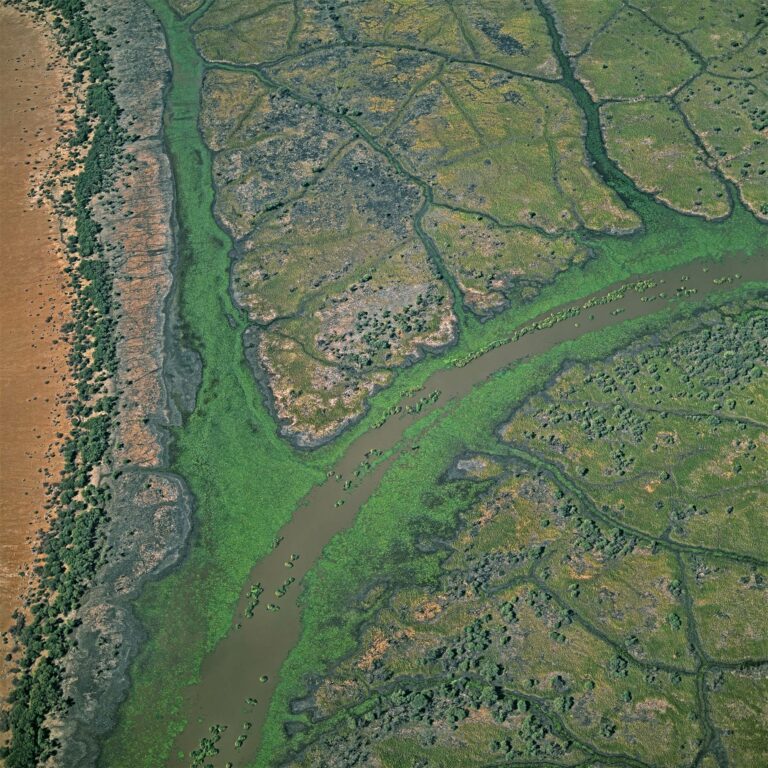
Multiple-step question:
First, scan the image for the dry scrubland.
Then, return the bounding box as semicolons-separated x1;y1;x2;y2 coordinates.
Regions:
0;4;72;701
281;305;768;768
167;4;768;750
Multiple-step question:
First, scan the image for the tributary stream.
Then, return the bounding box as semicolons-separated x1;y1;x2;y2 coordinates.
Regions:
135;2;768;765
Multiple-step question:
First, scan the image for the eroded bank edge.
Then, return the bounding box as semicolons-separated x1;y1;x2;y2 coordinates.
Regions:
56;0;198;765
0;0;196;765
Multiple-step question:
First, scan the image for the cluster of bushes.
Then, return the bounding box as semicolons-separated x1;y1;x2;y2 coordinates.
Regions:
294;674;574;766
574;517;636;558
440;546;531;600
1;0;125;765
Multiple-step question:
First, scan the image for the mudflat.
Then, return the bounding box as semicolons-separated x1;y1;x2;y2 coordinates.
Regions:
0;4;71;697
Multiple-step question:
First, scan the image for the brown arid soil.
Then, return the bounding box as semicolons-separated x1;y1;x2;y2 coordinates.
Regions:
1;0;190;760
0;3;73;700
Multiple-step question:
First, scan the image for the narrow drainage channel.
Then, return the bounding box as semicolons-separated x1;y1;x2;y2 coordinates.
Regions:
137;3;768;767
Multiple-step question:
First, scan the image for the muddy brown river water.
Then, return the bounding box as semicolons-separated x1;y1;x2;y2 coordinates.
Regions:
0;5;71;700
171;250;767;767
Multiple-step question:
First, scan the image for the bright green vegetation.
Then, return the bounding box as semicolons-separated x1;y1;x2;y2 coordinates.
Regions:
97;10;327;764
201;68;454;442
97;1;768;767
187;0;768;441
2;0;765;766
274;304;768;768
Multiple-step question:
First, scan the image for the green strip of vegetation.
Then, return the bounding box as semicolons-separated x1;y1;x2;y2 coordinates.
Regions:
1;1;125;766
256;281;768;766
98;8;324;765
104;1;768;766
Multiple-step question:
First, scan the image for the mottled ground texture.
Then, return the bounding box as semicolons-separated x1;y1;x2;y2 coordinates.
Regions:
190;0;766;444
67;2;766;768
282;304;768;768
193;0;647;444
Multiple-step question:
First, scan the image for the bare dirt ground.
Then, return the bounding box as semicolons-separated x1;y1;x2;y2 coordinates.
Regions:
0;4;72;700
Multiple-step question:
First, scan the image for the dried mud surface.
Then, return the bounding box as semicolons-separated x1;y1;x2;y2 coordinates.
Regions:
51;1;194;765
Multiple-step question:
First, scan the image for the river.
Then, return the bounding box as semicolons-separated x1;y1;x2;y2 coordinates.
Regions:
122;1;768;765
171;249;767;767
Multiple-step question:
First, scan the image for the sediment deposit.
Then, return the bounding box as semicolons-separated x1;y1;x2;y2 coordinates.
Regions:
50;1;194;764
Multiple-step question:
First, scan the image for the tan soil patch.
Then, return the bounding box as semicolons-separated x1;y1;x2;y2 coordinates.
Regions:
0;5;73;699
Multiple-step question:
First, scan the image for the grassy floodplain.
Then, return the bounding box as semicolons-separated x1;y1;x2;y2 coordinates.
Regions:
280;304;768;766
256;289;768;768
104;1;767;766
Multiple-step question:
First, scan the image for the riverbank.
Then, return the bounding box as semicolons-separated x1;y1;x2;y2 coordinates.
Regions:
0;3;73;702
52;0;189;765
174;254;768;767
0;0;185;764
254;271;768;767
